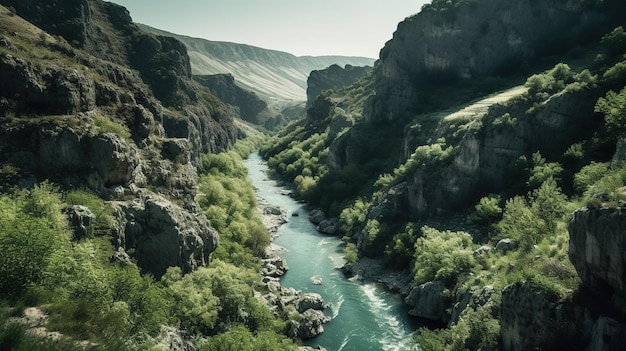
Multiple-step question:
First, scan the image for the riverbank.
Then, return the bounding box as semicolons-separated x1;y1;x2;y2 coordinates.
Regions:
343;257;414;296
247;152;418;350
253;181;330;347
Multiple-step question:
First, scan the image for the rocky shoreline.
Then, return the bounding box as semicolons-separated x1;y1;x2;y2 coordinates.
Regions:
308;209;414;297
254;194;330;349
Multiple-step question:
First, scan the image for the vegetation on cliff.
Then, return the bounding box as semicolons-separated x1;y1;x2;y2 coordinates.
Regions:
0;141;305;350
260;0;626;347
0;2;301;350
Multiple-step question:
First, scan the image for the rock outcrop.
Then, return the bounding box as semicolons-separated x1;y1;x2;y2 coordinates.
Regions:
0;2;240;278
193;74;267;124
306;64;371;107
569;208;626;298
112;194;219;279
405;280;447;322
500;282;583;351
366;0;609;123
566;207;626;351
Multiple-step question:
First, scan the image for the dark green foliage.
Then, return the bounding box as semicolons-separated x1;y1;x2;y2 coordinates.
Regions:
526;152;563;189
595;86;626;138
601;26;626;56
198;326;297;351
384;223;420;269
415;305;499;351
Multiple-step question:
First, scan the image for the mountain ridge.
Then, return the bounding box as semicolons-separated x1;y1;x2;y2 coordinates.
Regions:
137;23;376;102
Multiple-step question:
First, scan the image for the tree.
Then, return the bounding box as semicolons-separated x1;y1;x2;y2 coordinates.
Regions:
595;86;626;138
496;196;544;251
530;178;567;235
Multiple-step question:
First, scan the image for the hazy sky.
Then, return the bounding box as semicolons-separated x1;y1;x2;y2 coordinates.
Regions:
107;0;428;58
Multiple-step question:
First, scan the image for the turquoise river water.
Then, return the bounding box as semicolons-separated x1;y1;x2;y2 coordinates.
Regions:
246;152;419;351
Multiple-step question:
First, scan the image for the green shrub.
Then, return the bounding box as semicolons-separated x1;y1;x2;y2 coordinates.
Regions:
0;183;71;298
471;194;503;225
344;243;359;265
496;196;543;250
413;227;476;286
574;162;610;193
595;86;626;138
527;152;563;189
601;26;626;56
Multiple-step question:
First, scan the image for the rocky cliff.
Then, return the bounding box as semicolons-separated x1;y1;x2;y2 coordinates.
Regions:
0;2;240;277
565;208;626;351
193;74;267;125
366;0;609;123
306;64;372;107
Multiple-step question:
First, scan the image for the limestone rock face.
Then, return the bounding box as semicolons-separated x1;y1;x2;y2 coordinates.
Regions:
568;208;626;296
500;282;583;351
0;123;143;191
588;316;626;351
306;64;371;107
0;0;239;282
366;0;606;122
193;74;267;124
404;87;601;218
64;205;96;240
404;280;447;321
113;195;219;279
0;54;95;115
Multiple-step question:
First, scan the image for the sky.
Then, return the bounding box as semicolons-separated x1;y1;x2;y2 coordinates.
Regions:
107;0;429;58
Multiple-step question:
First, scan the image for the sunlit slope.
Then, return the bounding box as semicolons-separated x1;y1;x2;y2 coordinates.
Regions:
138;24;375;102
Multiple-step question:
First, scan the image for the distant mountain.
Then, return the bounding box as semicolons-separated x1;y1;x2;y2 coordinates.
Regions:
138;24;376;102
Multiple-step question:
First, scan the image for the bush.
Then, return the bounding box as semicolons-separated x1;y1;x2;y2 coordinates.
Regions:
595;86;626;138
574;162;610;193
496;196;543;250
601;26;626;56
344;243;358;265
0;183;71;297
413;227;476;286
471;195;503;225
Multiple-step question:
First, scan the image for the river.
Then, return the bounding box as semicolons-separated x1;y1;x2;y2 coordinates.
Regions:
245;152;419;351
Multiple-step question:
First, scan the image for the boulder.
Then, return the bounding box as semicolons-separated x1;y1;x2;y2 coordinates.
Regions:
405;280;447;321
64;205;96;240
495;239;517;253
261;255;289;278
288;309;330;339
317;218;339;235
113;194;219;278
297;293;325;313
309;209;326;225
473;245;492;257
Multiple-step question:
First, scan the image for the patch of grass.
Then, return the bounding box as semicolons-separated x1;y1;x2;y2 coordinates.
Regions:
93;114;131;140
